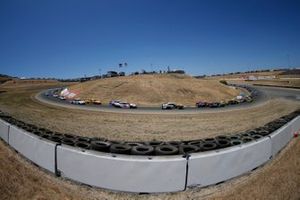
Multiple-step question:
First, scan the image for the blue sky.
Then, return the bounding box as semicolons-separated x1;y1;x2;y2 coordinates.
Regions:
0;0;299;78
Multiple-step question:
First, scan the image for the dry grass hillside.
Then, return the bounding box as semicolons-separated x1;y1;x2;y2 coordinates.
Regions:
69;74;241;106
1;79;61;88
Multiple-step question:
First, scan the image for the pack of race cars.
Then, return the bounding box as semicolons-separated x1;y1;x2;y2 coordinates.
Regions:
49;85;255;110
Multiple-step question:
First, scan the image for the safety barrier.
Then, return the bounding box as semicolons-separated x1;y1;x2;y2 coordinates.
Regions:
0;119;9;143
291;116;300;135
57;145;187;193
8;125;57;173
187;137;271;187
0;115;298;193
269;121;293;157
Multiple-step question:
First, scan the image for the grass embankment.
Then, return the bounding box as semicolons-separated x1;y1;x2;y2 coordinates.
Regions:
69;74;242;106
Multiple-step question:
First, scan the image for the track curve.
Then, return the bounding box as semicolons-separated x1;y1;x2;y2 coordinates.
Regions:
35;85;300;115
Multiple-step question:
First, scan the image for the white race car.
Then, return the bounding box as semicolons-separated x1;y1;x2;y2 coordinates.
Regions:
71;100;86;105
110;100;137;109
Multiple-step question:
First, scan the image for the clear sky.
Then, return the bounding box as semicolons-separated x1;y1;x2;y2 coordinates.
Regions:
0;0;299;78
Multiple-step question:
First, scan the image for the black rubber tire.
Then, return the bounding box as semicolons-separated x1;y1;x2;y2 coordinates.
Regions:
49;135;62;143
110;144;132;154
246;130;257;136
165;141;183;147
187;140;203;147
144;141;164;147
75;141;91;149
263;124;277;132
200;142;217;151
179;144;199;154
41;133;51;139
27;124;38;130
230;139;242;146
90;141;111;152
242;136;254;143
76;137;91;143
63;133;78;140
33;130;43;136
241;132;252;137
155;145;179;155
110;140;124;145
229;135;240;140
125;142;144;147
22;125;33;132
131;145;154;155
61;138;76;146
216;139;231;148
45;130;54;135
256;129;269;136
203;138;215;143
38;128;47;133
251;134;263;140
215;135;229;140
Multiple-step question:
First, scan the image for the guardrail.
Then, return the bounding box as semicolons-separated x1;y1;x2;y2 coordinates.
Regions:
0;114;299;193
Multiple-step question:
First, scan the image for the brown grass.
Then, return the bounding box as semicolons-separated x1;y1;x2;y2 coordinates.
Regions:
1;79;62;88
69;74;241;106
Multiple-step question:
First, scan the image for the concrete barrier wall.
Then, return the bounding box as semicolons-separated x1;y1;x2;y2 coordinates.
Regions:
8;125;57;173
0;115;298;193
57;145;187;193
291;116;300;135
0;119;10;143
269;121;293;157
187;137;272;187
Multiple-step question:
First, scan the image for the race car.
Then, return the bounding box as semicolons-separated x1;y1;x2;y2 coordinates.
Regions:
196;101;208;108
70;99;86;105
161;102;184;110
109;100;137;109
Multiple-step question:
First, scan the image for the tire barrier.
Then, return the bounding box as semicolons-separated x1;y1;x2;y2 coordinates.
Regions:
0;110;299;156
0;110;299;193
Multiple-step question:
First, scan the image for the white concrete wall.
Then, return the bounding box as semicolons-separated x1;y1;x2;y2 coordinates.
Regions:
0;119;9;143
269;121;293;157
291;116;300;135
9;125;57;173
187;137;272;187
57;145;187;193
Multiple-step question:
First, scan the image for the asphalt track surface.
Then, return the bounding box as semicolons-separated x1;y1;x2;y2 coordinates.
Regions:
35;85;300;115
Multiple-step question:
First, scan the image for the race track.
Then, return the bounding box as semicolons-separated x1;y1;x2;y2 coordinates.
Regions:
35;85;300;114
